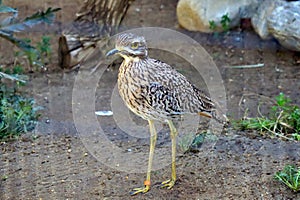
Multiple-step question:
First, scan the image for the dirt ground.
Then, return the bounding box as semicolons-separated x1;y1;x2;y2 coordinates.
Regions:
1;0;300;199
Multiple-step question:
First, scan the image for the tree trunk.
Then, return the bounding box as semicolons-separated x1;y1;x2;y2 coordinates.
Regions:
58;0;133;69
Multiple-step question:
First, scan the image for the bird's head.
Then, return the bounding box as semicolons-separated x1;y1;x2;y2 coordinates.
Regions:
106;33;148;60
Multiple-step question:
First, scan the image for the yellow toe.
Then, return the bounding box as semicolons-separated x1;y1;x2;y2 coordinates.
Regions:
161;179;176;189
130;185;150;195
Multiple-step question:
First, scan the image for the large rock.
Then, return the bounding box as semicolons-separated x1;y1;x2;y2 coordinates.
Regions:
252;0;300;51
268;1;300;51
251;0;283;39
177;0;259;33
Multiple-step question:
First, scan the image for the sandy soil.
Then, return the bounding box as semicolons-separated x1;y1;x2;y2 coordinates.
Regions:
1;0;300;199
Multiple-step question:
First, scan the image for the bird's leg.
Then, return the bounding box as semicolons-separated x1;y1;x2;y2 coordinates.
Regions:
130;120;157;195
161;120;177;189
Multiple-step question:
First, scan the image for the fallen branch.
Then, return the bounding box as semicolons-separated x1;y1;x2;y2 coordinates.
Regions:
225;63;264;68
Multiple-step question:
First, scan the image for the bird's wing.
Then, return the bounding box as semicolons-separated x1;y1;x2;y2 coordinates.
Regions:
140;81;183;116
141;59;215;117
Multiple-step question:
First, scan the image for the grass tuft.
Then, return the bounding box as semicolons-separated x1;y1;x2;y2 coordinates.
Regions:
234;93;300;141
0;86;40;141
274;164;300;192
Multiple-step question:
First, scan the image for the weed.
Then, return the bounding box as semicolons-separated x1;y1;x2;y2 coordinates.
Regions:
37;36;52;63
14;38;42;68
292;133;300;141
178;131;217;153
0;2;59;68
209;20;217;31
0;64;27;84
0;86;40;141
178;132;195;153
234;93;300;140
220;13;231;32
17;36;52;68
0;2;46;141
12;65;24;74
274;164;300;192
209;13;231;34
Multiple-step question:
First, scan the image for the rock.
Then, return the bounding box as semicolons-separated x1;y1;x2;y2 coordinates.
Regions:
251;0;283;39
177;0;300;51
268;1;300;51
252;0;300;51
176;0;259;32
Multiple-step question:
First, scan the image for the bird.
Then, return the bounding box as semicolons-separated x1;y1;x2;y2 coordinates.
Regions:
106;33;226;195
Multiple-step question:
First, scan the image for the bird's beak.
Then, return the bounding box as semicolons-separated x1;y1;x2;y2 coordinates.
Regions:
106;48;119;57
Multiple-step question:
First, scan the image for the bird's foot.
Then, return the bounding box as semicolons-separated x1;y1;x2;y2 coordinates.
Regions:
130;185;150;195
161;179;176;189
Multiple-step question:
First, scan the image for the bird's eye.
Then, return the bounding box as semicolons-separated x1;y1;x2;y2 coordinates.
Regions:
131;42;139;49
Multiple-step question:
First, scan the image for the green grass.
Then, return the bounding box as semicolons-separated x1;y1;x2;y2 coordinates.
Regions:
234;93;300;141
274;164;300;192
0;86;40;141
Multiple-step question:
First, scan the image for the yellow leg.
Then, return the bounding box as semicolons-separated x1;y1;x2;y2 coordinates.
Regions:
130;120;157;195
161;120;177;189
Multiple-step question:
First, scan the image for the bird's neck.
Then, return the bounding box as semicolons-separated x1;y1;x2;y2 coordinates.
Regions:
122;54;148;65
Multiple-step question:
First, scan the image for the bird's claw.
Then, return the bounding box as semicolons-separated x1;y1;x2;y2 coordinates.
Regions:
161;179;175;189
130;185;150;195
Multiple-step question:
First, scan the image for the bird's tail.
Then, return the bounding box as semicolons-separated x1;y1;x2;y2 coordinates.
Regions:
192;84;228;124
198;101;228;124
198;110;228;124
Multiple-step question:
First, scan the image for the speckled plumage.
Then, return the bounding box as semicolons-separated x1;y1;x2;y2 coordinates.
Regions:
115;33;216;122
106;33;224;195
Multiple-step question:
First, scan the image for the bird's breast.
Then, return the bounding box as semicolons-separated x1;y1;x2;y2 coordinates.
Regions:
117;61;151;117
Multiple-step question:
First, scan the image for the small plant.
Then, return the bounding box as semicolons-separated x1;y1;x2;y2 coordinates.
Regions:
178;132;195;153
220;13;231;32
234;93;300;140
274;164;300;192
0;2;47;141
209;13;231;33
14;38;41;67
12;65;24;74
178;131;217;153
0;1;60;67
293;133;300;141
37;36;52;60
0;64;28;84
14;36;53;68
0;86;40;141
209;20;217;31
